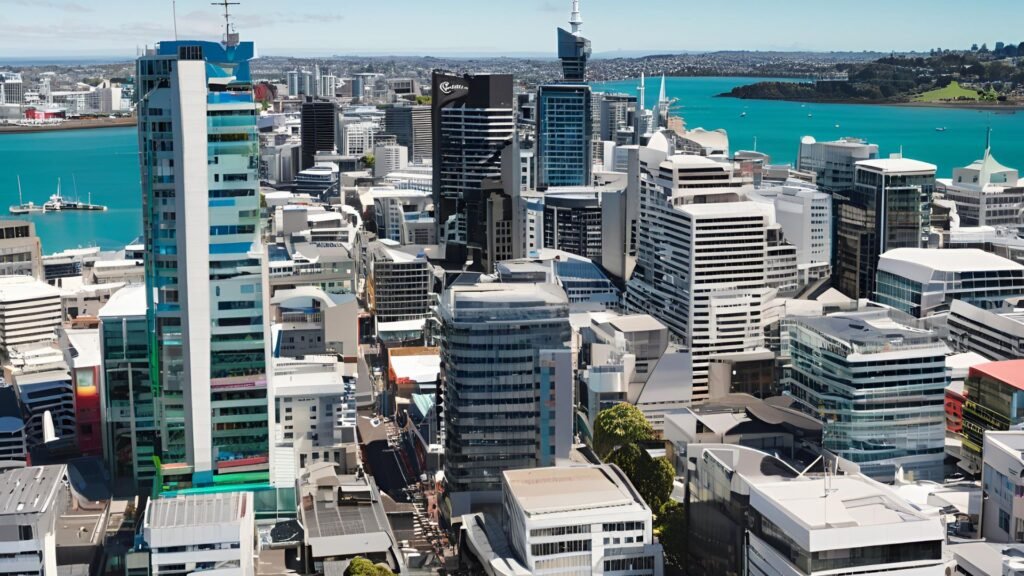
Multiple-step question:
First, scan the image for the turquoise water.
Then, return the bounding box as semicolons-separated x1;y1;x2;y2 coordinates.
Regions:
0;127;140;253
595;76;1024;174
2;77;1023;253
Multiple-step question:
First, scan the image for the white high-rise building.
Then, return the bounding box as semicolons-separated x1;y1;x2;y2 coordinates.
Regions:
0;276;62;356
751;181;833;284
373;144;409;178
136;38;271;489
143;492;256;576
622;150;774;397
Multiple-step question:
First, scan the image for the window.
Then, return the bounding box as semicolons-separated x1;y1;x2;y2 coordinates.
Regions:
1001;509;1011;533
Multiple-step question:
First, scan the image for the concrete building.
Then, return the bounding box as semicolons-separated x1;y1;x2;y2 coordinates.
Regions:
961;361;1024;475
97;285;156;492
373;144;408;178
981;431;1024;543
0;221;42;279
371;188;435;245
835;157;936;300
6;345;74;450
490;465;664;575
599;93;638;145
300;98;336;170
0;276;62;356
0;72;24;105
751;181;832;284
439;283;573;514
137;39;271;488
786;310;948;482
383;105;431;162
0;386;25;462
0;465;70;576
684;444;946;576
875;248;1024;318
796;136;879;193
626;197;779;400
542;188;605;263
142;492;256;576
938;141;1024;232
365;240;432;327
337;118;378;157
948;299;1024;361
496;249;619;310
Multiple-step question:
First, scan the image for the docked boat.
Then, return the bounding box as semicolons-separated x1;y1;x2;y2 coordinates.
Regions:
8;176;44;215
44;177;107;212
935;127;948;132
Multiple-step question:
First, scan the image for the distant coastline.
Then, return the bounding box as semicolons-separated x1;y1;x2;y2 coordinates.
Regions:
0;117;136;134
718;92;1022;113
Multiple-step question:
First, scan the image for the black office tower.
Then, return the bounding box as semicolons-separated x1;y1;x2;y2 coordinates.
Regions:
300;98;336;170
432;71;515;268
384;105;432;163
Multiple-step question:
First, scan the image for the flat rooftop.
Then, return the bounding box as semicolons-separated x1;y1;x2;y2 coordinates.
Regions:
0;275;60;302
604;314;666;334
147;492;247;529
880;248;1022;276
856;157;936;173
503;465;639;515
971;360;1024;388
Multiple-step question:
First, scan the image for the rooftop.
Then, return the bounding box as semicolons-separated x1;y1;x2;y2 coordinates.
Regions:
503;465;640;516
0;465;66;516
147;492;249;529
0;275;60;302
604;314;667;334
879;248;1022;281
856;157;936;174
97;284;147;318
971;360;1024;388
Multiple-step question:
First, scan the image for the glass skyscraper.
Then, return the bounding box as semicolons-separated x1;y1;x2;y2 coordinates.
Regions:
536;84;593;188
137;38;269;491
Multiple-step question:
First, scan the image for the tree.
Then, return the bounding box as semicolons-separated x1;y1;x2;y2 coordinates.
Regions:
606;443;675;512
593;403;654;459
345;557;395;576
361;154;375;169
658;501;687;574
415;95;432;105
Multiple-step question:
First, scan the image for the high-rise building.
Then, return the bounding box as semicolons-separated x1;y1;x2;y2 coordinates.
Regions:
961;361;1024;475
750;181;832;284
948;299;1024;361
786;310;948;482
142;492;256;576
834;157;935;300
432;71;516;265
557;0;591;82
796;136;879;193
373;144;408;178
137;38;270;489
383;105;432;162
0;276;62;357
980;431;1024;543
365;240;432;327
537;84;593;188
439;283;573;514
0;72;24;105
300;98;336;170
543;189;604;262
0;221;42;279
599;93;639;145
626;193;778;400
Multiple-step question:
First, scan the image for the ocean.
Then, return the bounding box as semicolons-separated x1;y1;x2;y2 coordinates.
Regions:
1;76;1022;253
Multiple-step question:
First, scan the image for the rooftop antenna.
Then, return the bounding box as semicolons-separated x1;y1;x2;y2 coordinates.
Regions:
172;0;179;41
211;0;240;44
569;0;583;34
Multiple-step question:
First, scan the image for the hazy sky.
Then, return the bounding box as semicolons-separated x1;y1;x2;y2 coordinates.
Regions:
2;0;1022;58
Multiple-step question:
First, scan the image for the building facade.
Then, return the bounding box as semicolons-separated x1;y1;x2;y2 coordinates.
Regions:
300;98;336;170
0;221;42;279
137;39;271;489
536;84;593;188
383;105;431;162
961;361;1024;474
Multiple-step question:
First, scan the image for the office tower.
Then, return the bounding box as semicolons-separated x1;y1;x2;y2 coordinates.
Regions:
786;310;948;481
137;38;270;489
373;144;408;178
0;72;24;105
384;105;432;162
365;240;432;327
751;181;833;284
537;84;593;187
834;158;936;300
432;71;515;264
98;285;157;492
319;73;336;98
0;387;24;462
0;221;42;279
371;188;434;245
0;276;62;356
300;98;336;170
543;189;604;262
796;136;879;193
6;346;74;449
337;118;379;157
439;283;573;514
876;248;1024;318
961;361;1024;474
938;134;1024;232
495;466;664;575
625;196;776;400
599;93;639;145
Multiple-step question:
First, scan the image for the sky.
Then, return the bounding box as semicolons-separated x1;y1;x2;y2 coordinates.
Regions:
1;0;1022;59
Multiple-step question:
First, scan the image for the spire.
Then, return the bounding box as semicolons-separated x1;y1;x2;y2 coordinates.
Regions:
570;0;582;34
659;74;667;103
639;73;646;110
211;0;240;46
986;126;992;154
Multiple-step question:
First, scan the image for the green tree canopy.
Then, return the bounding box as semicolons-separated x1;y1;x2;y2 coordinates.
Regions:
593;403;654;459
658;501;687;573
606;443;676;512
345;557;395;576
415;95;432;105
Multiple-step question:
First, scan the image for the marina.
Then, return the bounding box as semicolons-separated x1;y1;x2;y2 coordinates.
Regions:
9;176;107;214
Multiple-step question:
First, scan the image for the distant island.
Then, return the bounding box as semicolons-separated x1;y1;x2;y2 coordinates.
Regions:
720;42;1024;109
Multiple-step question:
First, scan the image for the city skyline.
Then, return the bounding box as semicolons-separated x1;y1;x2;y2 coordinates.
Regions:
1;0;1022;59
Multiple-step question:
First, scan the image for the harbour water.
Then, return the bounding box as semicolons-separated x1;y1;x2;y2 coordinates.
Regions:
1;77;1023;253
